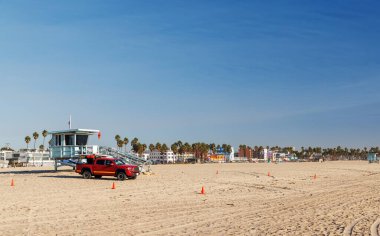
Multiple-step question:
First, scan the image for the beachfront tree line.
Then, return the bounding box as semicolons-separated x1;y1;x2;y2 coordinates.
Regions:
238;145;379;161
24;130;48;151
114;135;232;162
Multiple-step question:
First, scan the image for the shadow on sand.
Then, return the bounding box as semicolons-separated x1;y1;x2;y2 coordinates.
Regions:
0;169;73;175
38;175;123;181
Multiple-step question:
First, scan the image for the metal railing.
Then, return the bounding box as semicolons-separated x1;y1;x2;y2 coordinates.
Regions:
50;145;99;159
99;146;150;171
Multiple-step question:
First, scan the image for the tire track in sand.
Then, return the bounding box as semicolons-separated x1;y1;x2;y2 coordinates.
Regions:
343;217;365;236
370;218;380;236
343;217;380;236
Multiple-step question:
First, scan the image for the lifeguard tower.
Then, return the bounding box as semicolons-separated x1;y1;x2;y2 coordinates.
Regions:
49;129;101;170
49;128;149;171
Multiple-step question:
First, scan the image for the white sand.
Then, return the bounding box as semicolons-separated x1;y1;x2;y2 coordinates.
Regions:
0;161;379;235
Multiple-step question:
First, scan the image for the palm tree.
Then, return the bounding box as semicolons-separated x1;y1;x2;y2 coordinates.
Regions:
149;144;155;152
130;138;139;153
222;144;227;153
192;143;201;161
209;143;216;154
155;142;162;152
25;136;31;149
42;130;48;151
117;139;124;151
33;132;39;150
161;143;168;154
123;137;129;153
200;143;209;162
176;140;183;148
171;143;178;154
132;142;139;153
115;135;121;149
137;144;147;156
184;142;192;153
131;137;139;147
226;145;232;153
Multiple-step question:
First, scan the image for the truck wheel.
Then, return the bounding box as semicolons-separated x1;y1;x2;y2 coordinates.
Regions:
117;172;127;181
94;175;102;179
82;170;92;179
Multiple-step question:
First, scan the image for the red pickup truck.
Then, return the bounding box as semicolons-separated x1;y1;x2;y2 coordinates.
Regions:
75;155;140;181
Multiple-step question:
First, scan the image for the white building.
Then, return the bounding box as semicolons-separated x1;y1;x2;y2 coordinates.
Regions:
148;149;177;164
141;151;150;161
0;150;12;168
0;149;52;167
263;148;267;161
177;153;195;163
227;147;235;162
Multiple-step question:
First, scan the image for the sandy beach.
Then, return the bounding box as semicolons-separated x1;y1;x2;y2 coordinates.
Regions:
0;161;379;235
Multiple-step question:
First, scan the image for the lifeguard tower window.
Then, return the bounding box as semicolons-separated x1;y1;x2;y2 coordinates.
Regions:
65;135;74;146
76;135;88;146
55;135;62;146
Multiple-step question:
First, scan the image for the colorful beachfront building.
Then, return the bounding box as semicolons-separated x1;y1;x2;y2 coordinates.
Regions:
208;147;235;162
238;147;253;160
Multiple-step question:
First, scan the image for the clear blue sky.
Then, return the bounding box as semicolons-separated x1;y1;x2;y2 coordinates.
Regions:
1;1;379;150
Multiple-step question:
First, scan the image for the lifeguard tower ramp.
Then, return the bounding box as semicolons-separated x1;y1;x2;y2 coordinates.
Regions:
49;129;101;170
99;146;150;172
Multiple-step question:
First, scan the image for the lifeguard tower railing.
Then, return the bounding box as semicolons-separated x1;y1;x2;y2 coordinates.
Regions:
50;145;99;159
99;146;150;172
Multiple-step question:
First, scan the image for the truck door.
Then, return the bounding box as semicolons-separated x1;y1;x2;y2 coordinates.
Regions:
103;159;116;176
93;159;115;176
92;159;111;176
93;159;105;176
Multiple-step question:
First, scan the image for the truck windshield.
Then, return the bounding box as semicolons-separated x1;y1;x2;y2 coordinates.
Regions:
115;159;126;165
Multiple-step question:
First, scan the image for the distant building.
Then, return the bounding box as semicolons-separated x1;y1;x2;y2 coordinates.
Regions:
141;151;150;161
0;149;51;167
209;154;225;162
177;153;195;163
257;148;272;162
238;146;253;160
309;153;323;162
148;149;177;164
227;147;235;162
207;147;235;163
0;150;12;168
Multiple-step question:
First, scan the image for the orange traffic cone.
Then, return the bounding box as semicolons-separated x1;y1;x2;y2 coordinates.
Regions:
216;170;219;175
11;179;14;187
200;186;205;194
111;182;116;189
267;171;271;177
313;174;317;180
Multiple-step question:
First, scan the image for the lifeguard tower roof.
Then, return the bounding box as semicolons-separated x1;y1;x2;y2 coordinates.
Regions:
49;129;100;135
